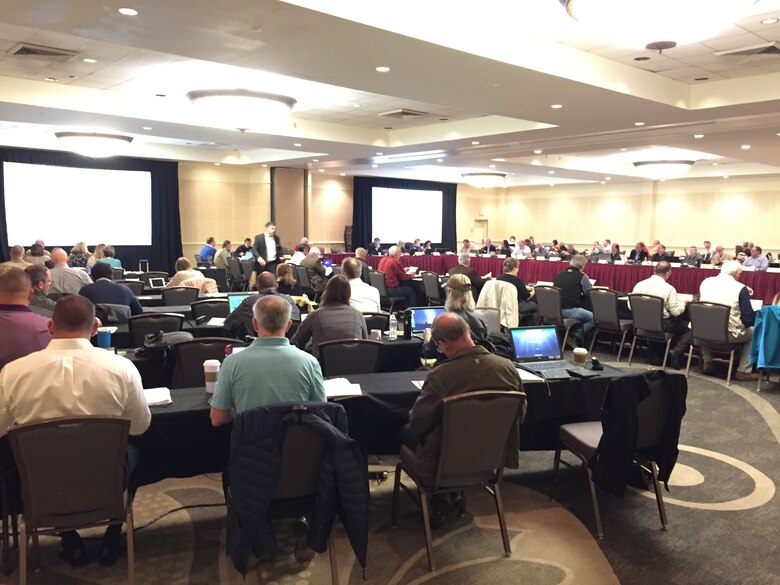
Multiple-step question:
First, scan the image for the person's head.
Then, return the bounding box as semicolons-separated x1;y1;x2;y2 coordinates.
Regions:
252;295;292;337
715;245;724;254
509;236;516;244
651;240;660;247
244;238;252;247
265;221;276;236
9;245;24;260
414;238;421;246
355;247;367;260
296;243;310;253
721;260;743;279
51;248;68;266
612;243;620;253
175;257;192;272
0;268;33;305
462;239;471;248
503;257;519;275
688;246;698;255
342;257;362;280
373;237;381;247
91;262;113;280
256;271;277;292
443;274;474;312
103;245;116;258
388;245;401;258
93;244;106;259
276;263;296;287
222;240;232;251
50;295;97;339
524;239;532;247
320;274;351;306
29;243;45;257
535;242;543;250
308;247;321;258
35;239;45;248
25;265;51;295
72;241;88;256
431;312;474;358
502;240;510;249
569;254;587;271
458;253;471;266
423;240;432;249
654;261;672;279
484;238;492;246
299;237;309;245
704;240;711;249
603;239;611;247
567;244;575;252
735;244;744;255
397;240;405;250
752;246;762;257
656;244;666;254
635;242;644;251
206;236;215;246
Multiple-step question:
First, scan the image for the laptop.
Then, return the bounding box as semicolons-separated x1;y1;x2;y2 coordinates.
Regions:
321;258;333;268
227;293;253;313
405;306;446;335
148;277;166;289
510;326;571;380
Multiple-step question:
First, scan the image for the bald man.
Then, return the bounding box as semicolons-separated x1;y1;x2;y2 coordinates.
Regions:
49;247;92;294
0;245;31;271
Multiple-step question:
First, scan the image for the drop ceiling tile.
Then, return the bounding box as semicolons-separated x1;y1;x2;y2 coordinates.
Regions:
721;66;773;78
657;66;712;80
701;31;767;51
588;46;639;59
664;43;713;58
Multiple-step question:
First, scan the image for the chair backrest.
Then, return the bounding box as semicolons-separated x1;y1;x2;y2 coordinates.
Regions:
9;416;130;530
295;265;312;289
116;280;145;296
362;312;390;332
635;376;673;450
162;286;200;306
138;271;169;286
369;271;389;297
628;294;665;334
95;303;132;325
318;338;382;377
532;285;564;325
589;289;622;330
480;307;501;334
127;313;185;346
171;337;239;388
331;265;342;277
191;299;230;321
436;391;526;489
421;272;442;304
687;301;732;345
240;261;254;283
194;254;203;263
111;267;125;281
227;256;244;281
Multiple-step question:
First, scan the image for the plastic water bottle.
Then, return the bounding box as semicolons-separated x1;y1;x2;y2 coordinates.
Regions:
388;313;398;340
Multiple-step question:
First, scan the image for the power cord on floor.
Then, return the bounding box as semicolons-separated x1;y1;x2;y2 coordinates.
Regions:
135;503;226;532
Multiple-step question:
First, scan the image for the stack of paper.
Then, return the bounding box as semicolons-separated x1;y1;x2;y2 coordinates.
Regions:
143;387;172;406
323;378;363;398
207;317;226;327
411;380;425;390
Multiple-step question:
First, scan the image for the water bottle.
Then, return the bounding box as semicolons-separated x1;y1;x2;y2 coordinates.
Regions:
388;313;398;340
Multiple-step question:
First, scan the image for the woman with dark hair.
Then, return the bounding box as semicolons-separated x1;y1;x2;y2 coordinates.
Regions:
291;275;368;358
27;243;49;266
422;240;433;254
499;240;512;255
276;263;302;296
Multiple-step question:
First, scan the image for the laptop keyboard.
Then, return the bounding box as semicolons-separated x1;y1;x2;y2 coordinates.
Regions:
539;369;571;380
530;361;564;370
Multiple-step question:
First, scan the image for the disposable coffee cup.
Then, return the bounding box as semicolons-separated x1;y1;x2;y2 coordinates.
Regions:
204;359;221;394
370;329;382;341
573;347;588;364
96;327;112;349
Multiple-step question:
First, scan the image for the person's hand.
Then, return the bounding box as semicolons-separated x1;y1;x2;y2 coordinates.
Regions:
258;258;266;266
529;288;536;299
423;328;432;342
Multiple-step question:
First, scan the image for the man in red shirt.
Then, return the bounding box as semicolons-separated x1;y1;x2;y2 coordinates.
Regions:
377;245;418;307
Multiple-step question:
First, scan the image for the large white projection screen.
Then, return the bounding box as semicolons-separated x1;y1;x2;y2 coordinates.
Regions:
4;162;153;246
371;187;443;244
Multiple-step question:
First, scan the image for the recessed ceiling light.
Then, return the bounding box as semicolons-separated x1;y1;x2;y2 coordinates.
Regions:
549;184;556;187
534;149;542;154
375;66;390;73
142;126;152;130
214;163;221;166
436;158;443;163
489;164;496;169
82;58;97;64
471;141;480;145
491;158;506;162
761;17;778;25
634;121;645;126
261;164;268;167
600;181;606;184
550;104;563;109
44;76;58;82
532;159;541;166
694;134;704;139
293;143;302;147
118;7;138;16
312;159;319;162
723;175;730;179
548;170;555;174
491;83;501;88
371;164;378;168
376;152;383;155
712;162;719;166
741;144;751;150
318;169;324;173
620;148;627;152
352;103;361;108
605;176;611;181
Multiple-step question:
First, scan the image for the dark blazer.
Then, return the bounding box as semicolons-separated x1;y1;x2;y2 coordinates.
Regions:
252;233;281;264
300;255;327;292
650;252;671;262
479;245;497;254
629;249;648;262
356;258;371;283
367;243;384;255
78;278;142;315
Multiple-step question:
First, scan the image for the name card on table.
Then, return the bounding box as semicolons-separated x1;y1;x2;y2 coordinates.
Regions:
614;261;625;265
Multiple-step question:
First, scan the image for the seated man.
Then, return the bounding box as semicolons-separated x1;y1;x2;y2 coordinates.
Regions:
198;237;218;263
458;239;476;254
709;245;731;267
479;239;497;254
288;243;309;265
682;246;702;267
511;239;532;259
406;313;522;523
448;253;484;301
224;271;301;338
377;245;418;307
0;245;31;271
49;248;92;294
650;244;671;262
0;268;52;369
407;238;423;253
354;247;371;282
496;257;540;326
211;295;325;425
342;257;380;313
0;295;150;566
214;240;232;269
743;246;769;271
167;257;204;288
367;238;384;255
531;242;549;259
552;254;594;347
631;261;692;369
299;247;328;294
78;262;143;316
26;264;57;317
627;242;648;263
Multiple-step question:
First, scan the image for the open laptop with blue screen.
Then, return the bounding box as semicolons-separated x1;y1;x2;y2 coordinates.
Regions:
407;306;446;334
227;293;252;313
509;326;571;380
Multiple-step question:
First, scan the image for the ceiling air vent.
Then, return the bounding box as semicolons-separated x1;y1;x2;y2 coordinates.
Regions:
8;43;79;61
714;42;780;57
378;108;428;120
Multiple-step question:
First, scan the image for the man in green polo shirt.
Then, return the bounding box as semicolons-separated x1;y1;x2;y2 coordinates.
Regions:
210;295;325;427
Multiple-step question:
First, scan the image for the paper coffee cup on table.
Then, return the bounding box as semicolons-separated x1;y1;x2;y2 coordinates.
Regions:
204;359;221;394
573;348;588;364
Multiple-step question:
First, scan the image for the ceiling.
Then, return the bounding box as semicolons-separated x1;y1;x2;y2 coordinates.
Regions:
1;0;780;186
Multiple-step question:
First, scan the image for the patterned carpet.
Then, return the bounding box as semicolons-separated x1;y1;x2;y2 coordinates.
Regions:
3;351;778;585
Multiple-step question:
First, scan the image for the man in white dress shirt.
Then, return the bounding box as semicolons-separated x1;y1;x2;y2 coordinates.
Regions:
511;239;532;259
0;295;150;566
342;257;380;313
49;247;92;294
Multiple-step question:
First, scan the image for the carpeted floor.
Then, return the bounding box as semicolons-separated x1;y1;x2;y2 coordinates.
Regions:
2;349;778;585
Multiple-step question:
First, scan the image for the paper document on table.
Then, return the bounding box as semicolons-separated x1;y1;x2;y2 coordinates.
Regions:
325;266;333;276
751;299;764;311
515;368;544;383
143;387;172;406
482;272;492;279
405;266;419;273
411;380;425;390
207;317;226;327
323;378;363;398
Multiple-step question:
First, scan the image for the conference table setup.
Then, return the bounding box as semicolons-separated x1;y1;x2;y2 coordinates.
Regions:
325;253;780;303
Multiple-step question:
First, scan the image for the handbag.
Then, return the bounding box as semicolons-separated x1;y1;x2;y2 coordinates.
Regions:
139;330;194;360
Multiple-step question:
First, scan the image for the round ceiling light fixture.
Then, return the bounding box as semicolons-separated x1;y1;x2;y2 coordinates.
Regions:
633;159;695;180
186;89;296;131
461;172;507;188
54;131;133;158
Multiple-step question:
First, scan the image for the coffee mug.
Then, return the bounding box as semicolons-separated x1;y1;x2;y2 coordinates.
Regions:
204;359;221;394
573;347;588;364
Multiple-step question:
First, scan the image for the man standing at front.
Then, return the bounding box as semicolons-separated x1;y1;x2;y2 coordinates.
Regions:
252;221;281;276
553;254;594;347
211;295;325;426
377;245;418;307
0;295;150;565
49;248;92;294
699;260;758;380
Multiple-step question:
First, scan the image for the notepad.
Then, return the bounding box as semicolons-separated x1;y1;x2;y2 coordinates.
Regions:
143;387;172;406
323;378;363;398
207;317;226;327
411;380;425;390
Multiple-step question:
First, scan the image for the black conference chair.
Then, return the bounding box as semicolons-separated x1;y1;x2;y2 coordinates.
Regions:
161;286;200;306
111;268;125;281
116;280;145;296
170;337;239;388
240;261;255;292
534;286;580;351
363;312;390;332
369;271;407;313
190;299;229;322
588;289;633;360
685;301;742;386
627;294;673;370
127;313;185;347
226;257;245;292
421;271;443;305
318;338;382;377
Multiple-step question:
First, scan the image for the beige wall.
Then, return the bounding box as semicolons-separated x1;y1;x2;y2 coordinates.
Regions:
307;174;353;252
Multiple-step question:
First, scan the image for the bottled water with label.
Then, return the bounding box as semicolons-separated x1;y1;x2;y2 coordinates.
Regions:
388;313;398;340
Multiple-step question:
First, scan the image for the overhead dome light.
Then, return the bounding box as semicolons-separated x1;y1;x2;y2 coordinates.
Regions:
633;159;695;180
54;132;133;158
186;89;296;131
461;172;506;188
559;0;759;49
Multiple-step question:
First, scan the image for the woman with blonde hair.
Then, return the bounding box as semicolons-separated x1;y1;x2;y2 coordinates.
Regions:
86;243;105;274
69;241;91;268
276;263;302;296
